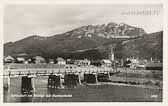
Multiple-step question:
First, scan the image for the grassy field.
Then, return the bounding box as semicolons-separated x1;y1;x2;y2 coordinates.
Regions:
110;67;162;89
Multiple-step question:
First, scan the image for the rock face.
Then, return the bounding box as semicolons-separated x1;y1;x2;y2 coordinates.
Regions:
4;22;162;61
64;22;146;39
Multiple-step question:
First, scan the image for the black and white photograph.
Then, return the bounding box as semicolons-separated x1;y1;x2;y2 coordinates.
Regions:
3;3;163;102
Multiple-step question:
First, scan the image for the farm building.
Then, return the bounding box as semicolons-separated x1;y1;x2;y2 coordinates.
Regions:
16;57;25;63
49;59;55;64
145;62;162;70
74;59;91;66
129;58;140;69
56;57;66;65
4;56;14;63
66;59;75;64
124;58;132;67
101;59;112;67
26;58;36;64
91;60;102;67
129;59;149;69
34;56;46;64
134;60;148;69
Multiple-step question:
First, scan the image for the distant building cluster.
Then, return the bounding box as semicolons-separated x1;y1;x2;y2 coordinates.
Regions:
4;55;46;64
4;52;162;70
122;57;162;70
4;55;67;65
4;54;114;68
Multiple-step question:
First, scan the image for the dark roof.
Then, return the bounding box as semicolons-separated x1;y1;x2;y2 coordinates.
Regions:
145;62;162;68
57;57;65;61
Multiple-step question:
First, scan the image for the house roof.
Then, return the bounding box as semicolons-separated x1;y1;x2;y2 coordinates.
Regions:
139;60;147;65
4;56;14;61
145;62;162;68
34;56;46;62
130;59;139;64
75;59;90;63
34;56;45;59
57;57;65;61
102;59;112;64
16;57;25;61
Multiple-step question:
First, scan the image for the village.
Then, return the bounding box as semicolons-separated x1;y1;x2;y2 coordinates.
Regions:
4;49;163;87
4;52;162;71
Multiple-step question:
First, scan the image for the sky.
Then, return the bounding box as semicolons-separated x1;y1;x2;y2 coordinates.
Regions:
4;4;163;43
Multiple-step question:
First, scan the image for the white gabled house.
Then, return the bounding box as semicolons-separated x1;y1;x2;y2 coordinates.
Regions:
4;55;14;63
34;56;46;64
56;57;66;65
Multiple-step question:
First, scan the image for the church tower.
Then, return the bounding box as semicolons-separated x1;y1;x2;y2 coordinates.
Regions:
109;45;115;61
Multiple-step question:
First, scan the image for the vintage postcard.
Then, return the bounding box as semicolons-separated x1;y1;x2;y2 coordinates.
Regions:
1;0;165;103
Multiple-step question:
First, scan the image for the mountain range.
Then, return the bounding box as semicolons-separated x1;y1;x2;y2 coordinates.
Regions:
4;22;162;61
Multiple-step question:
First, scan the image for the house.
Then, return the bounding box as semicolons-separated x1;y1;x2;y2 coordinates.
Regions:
91;60;102;67
4;56;14;63
135;60;148;69
129;58;149;69
34;56;46;64
56;57;66;65
130;58;139;69
24;61;29;64
16;57;25;63
27;58;35;64
66;59;75;64
124;58;132;67
101;59;112;67
145;62;162;70
74;59;91;66
49;59;55;64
